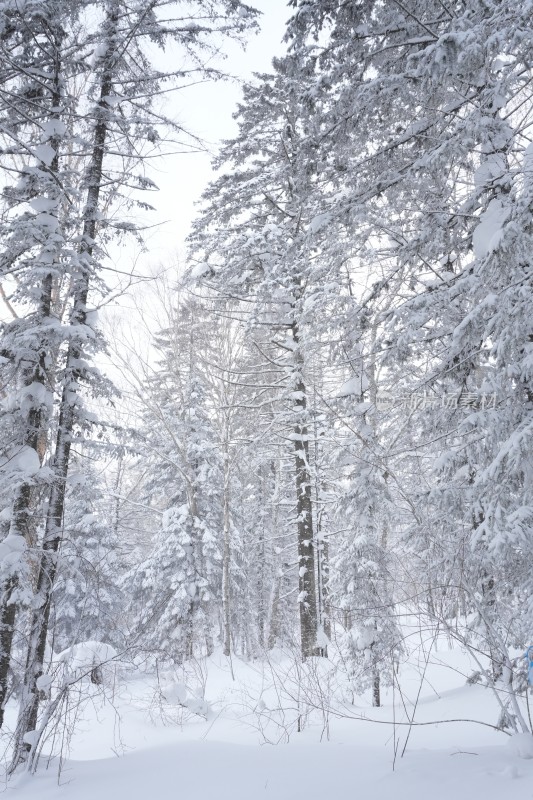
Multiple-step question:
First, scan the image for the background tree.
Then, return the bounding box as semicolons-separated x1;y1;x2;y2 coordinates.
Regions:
50;459;124;653
126;299;223;663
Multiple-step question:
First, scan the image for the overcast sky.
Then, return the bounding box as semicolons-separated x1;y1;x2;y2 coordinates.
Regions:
119;0;291;277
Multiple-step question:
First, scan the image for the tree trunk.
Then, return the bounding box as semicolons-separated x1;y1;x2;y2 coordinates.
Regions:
312;391;329;654
321;536;331;641
267;578;281;650
256;463;268;650
222;444;232;657
481;571;503;682
372;669;380;707
267;459;281;650
0;577;18;728
291;324;320;660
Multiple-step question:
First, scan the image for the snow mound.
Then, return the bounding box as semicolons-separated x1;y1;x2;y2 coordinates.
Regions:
472;198;511;259
0;445;41;477
56;641;119;686
0;532;26;570
161;681;209;718
508;733;533;759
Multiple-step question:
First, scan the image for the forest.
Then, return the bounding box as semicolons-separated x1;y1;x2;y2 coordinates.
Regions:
0;0;532;795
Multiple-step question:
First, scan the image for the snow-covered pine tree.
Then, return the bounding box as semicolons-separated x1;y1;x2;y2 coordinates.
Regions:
331;435;401;707
127;299;223;663
0;0;88;727
384;4;533;714
285;0;533;725
231;429;295;656
189;54;355;659
50;460;124;653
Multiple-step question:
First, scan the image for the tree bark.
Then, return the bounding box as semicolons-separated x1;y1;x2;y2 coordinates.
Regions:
291;324;320;660
372;669;380;708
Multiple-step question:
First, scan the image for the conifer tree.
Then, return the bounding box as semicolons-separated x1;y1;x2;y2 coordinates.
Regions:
127;301;223;663
50;461;124;652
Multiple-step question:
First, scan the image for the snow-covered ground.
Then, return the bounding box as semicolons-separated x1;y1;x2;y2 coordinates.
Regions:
3;639;533;799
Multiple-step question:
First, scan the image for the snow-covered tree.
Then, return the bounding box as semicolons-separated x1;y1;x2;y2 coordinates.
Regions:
189;53;355;658
127;300;223;662
50;462;124;652
286;0;533;724
0;0;86;727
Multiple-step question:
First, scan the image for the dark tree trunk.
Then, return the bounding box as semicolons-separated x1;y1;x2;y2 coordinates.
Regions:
291;324;320;660
0;577;18;727
372;670;380;708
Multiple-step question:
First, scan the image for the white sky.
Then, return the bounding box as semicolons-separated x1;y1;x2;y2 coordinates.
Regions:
112;0;291;281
